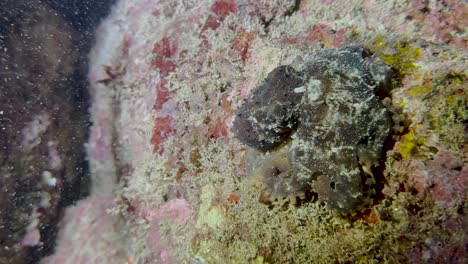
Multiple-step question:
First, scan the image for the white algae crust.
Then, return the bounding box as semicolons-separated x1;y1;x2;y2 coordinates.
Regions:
48;0;467;263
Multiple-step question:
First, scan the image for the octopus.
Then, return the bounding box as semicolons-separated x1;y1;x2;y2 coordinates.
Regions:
232;46;392;214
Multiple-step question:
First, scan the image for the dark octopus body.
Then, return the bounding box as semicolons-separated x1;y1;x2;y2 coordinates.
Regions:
232;46;392;214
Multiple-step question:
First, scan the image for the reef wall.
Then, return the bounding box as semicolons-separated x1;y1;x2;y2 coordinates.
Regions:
44;0;466;263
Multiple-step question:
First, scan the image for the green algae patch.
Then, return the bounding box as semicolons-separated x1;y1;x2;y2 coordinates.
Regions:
381;44;421;74
398;127;425;160
428;90;467;152
407;84;431;97
369;35;422;77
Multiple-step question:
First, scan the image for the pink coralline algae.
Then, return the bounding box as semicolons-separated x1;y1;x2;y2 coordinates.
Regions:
149;0;241;154
42;196;127;264
405;150;467;208
151;115;176;154
305;23;347;47
201;0;237;37
145;199;192;264
150;37;180;154
405;0;468;49
231;31;257;64
152;36;179;110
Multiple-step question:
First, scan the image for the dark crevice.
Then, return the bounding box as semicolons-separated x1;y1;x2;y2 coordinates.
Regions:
284;0;301;18
41;0;117;33
260;0;301;32
370;109;402;207
259;15;275;31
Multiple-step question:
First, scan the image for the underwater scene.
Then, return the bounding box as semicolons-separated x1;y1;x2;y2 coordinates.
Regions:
0;0;466;263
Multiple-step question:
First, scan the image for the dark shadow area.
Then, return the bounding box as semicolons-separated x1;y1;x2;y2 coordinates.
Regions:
43;0;117;34
0;0;115;263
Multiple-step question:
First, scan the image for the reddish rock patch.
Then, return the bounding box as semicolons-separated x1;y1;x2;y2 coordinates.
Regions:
150;116;175;154
232;31;257;63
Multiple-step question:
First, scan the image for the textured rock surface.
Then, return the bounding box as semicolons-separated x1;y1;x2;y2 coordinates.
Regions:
45;0;467;263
